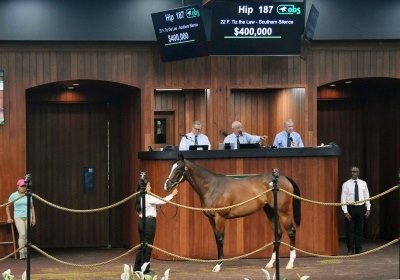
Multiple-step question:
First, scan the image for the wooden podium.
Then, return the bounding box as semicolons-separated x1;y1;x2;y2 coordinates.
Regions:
138;146;340;260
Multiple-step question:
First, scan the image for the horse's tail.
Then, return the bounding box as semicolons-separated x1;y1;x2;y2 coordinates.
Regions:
286;176;301;226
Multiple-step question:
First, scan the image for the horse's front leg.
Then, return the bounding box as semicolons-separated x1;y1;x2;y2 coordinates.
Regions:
212;232;224;272
210;216;225;272
263;204;282;269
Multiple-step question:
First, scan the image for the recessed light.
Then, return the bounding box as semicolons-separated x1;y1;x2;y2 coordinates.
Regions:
329;84;336;87
67;86;75;90
344;80;352;84
72;83;80;86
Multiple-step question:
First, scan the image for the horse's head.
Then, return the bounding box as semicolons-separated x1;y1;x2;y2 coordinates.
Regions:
164;154;187;192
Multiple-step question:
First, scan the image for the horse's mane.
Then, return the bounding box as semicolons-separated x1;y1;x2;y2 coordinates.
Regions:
184;158;219;177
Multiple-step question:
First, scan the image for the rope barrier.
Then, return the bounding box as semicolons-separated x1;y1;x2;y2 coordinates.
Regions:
148;242;274;263
281;238;399;259
0;195;25;208
30;191;140;213
279;184;399;206
3;238;396;268
0;183;398;275
0;247;23;262
30;244;141;267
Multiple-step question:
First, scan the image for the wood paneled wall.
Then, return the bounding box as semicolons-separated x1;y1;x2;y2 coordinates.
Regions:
0;41;399;250
140;155;339;259
154;90;208;147
154;88;306;147
230;88;305;145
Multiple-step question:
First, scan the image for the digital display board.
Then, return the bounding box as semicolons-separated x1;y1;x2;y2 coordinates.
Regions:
151;5;209;62
304;4;319;41
211;1;305;56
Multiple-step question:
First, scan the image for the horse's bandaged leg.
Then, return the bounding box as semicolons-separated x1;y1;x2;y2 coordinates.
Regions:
212;262;222;272
286;250;296;269
265;251;276;268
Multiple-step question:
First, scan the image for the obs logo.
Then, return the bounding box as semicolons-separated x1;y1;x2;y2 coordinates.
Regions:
277;5;301;15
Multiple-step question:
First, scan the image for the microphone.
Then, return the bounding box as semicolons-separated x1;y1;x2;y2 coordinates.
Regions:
180;134;194;142
289;137;293;143
239;131;243;136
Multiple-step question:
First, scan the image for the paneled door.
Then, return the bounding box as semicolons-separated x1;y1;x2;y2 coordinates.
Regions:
27;102;109;248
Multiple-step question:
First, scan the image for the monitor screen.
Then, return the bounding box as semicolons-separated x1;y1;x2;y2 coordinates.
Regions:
211;0;305;55
239;143;260;149
151;5;209;62
303;4;319;41
189;145;209;150
218;143;237;150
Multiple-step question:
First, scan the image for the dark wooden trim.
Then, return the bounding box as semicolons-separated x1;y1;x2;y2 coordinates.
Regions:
138;145;341;160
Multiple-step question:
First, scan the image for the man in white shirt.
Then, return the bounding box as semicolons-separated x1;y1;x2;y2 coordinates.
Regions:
340;166;371;255
223;120;266;149
179;120;211;150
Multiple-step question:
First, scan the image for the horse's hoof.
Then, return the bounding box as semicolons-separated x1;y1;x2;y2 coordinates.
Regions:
286;263;294;269
266;262;274;269
212;263;221;272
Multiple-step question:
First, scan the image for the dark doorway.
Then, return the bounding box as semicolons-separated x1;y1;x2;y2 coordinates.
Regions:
317;77;400;240
26;80;140;248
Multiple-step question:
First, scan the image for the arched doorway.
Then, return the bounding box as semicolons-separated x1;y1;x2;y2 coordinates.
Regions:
317;77;400;240
26;80;141;248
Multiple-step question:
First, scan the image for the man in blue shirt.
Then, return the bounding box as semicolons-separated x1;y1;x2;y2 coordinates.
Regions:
273;119;304;148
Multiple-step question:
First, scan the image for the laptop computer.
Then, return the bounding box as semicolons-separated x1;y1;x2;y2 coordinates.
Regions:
189;145;209;151
238;143;260;149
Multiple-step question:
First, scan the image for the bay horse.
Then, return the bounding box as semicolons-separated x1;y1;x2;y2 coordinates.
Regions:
164;155;301;272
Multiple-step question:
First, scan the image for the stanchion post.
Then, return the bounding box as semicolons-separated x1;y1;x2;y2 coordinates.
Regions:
25;174;32;280
139;171;148;265
272;168;280;280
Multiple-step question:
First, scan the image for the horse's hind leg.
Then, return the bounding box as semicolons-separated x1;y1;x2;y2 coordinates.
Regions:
286;225;297;269
263;204;282;269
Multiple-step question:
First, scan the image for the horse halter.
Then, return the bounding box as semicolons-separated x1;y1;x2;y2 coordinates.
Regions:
167;161;186;188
